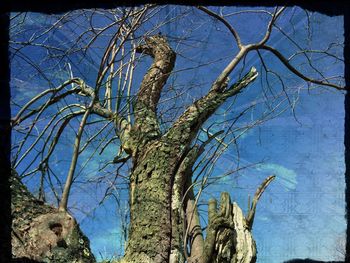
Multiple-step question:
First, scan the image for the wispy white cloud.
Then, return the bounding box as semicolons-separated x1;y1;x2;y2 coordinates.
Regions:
257;163;297;191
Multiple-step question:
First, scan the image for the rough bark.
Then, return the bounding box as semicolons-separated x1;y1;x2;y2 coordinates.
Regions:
203;193;257;263
11;169;95;263
123;140;180;262
122;36;180;263
121;36;263;263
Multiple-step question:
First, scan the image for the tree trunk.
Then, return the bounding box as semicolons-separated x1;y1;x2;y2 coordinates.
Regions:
11;169;96;263
9;34;273;263
203;193;257;263
110;36;267;263
123;139;187;263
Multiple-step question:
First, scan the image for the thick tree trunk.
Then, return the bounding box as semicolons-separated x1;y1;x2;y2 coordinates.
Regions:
118;36;266;263
10;35;271;263
121;145;274;263
123;139;187;263
10;169;96;263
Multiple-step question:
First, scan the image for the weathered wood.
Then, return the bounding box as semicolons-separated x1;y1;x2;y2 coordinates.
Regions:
11;170;95;263
123;36;261;263
124;140;186;263
203;192;256;263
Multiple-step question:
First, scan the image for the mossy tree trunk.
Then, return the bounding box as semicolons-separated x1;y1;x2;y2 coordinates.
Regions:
11;35;272;263
11;169;96;263
116;36;272;263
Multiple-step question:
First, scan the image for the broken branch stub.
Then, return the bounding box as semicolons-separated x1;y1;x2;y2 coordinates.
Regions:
203;175;275;263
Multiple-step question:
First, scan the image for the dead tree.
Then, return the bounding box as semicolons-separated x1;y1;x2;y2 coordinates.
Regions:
10;6;345;263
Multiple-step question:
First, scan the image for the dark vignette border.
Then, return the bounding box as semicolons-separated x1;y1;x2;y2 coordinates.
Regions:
0;1;348;263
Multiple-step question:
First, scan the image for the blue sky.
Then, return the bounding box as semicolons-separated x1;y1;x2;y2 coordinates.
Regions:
10;6;346;262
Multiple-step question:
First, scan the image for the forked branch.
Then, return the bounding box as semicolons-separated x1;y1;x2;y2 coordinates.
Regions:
197;6;243;49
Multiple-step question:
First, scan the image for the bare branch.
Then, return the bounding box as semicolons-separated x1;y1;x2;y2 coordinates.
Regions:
20;110;85;178
96;6;150;92
59;106;93;211
12;78;81;125
13;104;84;168
211;46;249;92
259;45;346;90
254;6;286;47
197;6;243;49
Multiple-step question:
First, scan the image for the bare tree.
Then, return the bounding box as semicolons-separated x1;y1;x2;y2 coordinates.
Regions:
10;5;344;263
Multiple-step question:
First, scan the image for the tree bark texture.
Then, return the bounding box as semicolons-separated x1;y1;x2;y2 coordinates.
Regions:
119;36;264;263
11;169;96;263
124;140;187;263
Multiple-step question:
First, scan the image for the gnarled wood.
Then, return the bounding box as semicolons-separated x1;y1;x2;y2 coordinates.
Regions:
165;67;258;147
130;35;176;154
203;192;256;263
11;169;95;263
123;36;262;263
